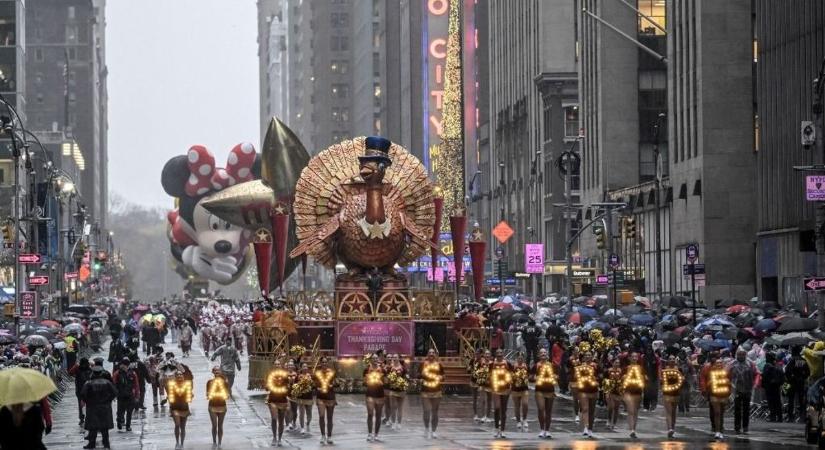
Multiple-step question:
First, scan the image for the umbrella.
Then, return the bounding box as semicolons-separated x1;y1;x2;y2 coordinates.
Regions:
621;305;642;316
584;320;611;331
63;323;83;334
767;332;814;347
566;312;583;324
697;316;734;332
578;307;598;318
776;317;818;333
32;330;54;340
664;296;689;308
673;325;692;336
716;298;746;308
726;305;750;315
635;297;652;309
0;367;57;406
140;313;155;323
630;313;655;326
0;334;16;344
695;339;727;351
572;296;589;304
39;320;59;328
23;335;49;347
603;309;623;318
658;331;681;345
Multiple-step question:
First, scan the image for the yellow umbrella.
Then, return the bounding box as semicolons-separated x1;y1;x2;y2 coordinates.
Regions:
0;367;57;406
141;313;154;323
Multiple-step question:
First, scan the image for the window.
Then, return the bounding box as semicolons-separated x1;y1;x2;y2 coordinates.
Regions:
637;0;665;36
66;25;78;43
68;6;76;19
564;105;579;138
373;53;380;76
331;83;349;99
331;12;349;28
68;48;77;60
332;107;349;123
374;118;382;134
331;36;348;51
374;84;382;107
331;60;349;74
34;48;43;62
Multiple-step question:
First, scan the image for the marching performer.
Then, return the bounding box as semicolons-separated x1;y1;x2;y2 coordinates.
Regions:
622;352;646;438
206;367;229;447
661;355;686;438
266;361;290;447
511;352;530;431
314;357;337;445
386;354;408;431
166;370;194;449
420;349;444;439
575;352;599;438
490;349;513;438
604;358;624;431
291;363;314;435
469;348;485;422
200;323;212;358
364;356;387;442
286;360;298;432
701;352;731;441
534;348;558;439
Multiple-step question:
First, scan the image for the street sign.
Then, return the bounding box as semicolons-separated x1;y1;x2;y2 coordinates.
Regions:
486;277;517;286
492;221;514;243
686;244;699;263
807;175;825;201
683;263;706;276
19;291;37;319
596;274;609;285
572;269;596;278
608;253;621;270
805;277;825;291
64;271;78;280
28;275;49;286
608;272;626;286
525;243;544;273
18;253;41;264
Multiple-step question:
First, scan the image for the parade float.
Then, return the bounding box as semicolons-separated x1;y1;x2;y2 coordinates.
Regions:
198;118;489;391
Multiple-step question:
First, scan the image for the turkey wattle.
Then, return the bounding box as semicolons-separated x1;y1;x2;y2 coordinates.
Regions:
290;136;436;279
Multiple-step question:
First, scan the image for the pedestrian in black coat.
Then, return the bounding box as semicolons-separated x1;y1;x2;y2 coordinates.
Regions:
80;367;117;449
0;402;47;450
762;353;785;422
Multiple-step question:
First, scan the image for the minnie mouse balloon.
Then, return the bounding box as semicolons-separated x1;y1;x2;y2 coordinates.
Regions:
161;143;261;285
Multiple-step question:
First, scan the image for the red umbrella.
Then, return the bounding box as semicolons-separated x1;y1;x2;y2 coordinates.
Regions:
567;312;582;324
726;305;750;314
674;326;689;336
40;320;60;328
491;302;513;311
584;298;597;307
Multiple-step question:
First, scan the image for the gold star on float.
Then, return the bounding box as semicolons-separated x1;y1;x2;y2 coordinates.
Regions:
273;203;286;215
472;230;483;241
254;228;272;243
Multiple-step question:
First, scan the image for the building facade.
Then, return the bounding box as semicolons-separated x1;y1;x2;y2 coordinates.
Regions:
479;0;579;297
25;0;108;226
577;0;755;303
755;1;825;307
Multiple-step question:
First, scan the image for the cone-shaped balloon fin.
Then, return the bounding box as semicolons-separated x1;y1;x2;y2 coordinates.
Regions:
262;117;311;197
201;180;274;229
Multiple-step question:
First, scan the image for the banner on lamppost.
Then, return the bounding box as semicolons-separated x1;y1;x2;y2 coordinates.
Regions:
525;243;544;274
19;291;37;319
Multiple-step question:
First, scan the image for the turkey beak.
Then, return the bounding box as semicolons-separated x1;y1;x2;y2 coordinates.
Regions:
360;166;374;178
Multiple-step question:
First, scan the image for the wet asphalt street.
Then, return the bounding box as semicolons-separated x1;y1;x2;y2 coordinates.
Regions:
42;339;815;450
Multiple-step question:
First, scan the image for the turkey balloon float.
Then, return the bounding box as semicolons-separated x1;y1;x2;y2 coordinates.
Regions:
161;143;260;284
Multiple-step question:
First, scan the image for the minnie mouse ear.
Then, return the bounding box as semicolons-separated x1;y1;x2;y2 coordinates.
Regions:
161;155;191;198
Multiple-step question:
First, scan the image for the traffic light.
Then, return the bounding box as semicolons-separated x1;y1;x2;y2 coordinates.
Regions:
1;224;10;242
625;217;636;239
593;225;606;250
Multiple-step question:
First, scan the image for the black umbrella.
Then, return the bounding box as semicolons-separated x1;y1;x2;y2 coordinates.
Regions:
0;334;16;344
664;296;689;308
621;305;642;316
658;331;680;345
777;317;818;333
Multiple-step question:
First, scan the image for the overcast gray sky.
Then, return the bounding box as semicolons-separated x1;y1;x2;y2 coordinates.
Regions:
107;0;260;209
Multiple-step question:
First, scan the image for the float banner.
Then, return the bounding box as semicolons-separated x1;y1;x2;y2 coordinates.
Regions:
336;321;414;356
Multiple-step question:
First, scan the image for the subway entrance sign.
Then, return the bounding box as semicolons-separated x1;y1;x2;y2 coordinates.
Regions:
572;269;596;278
